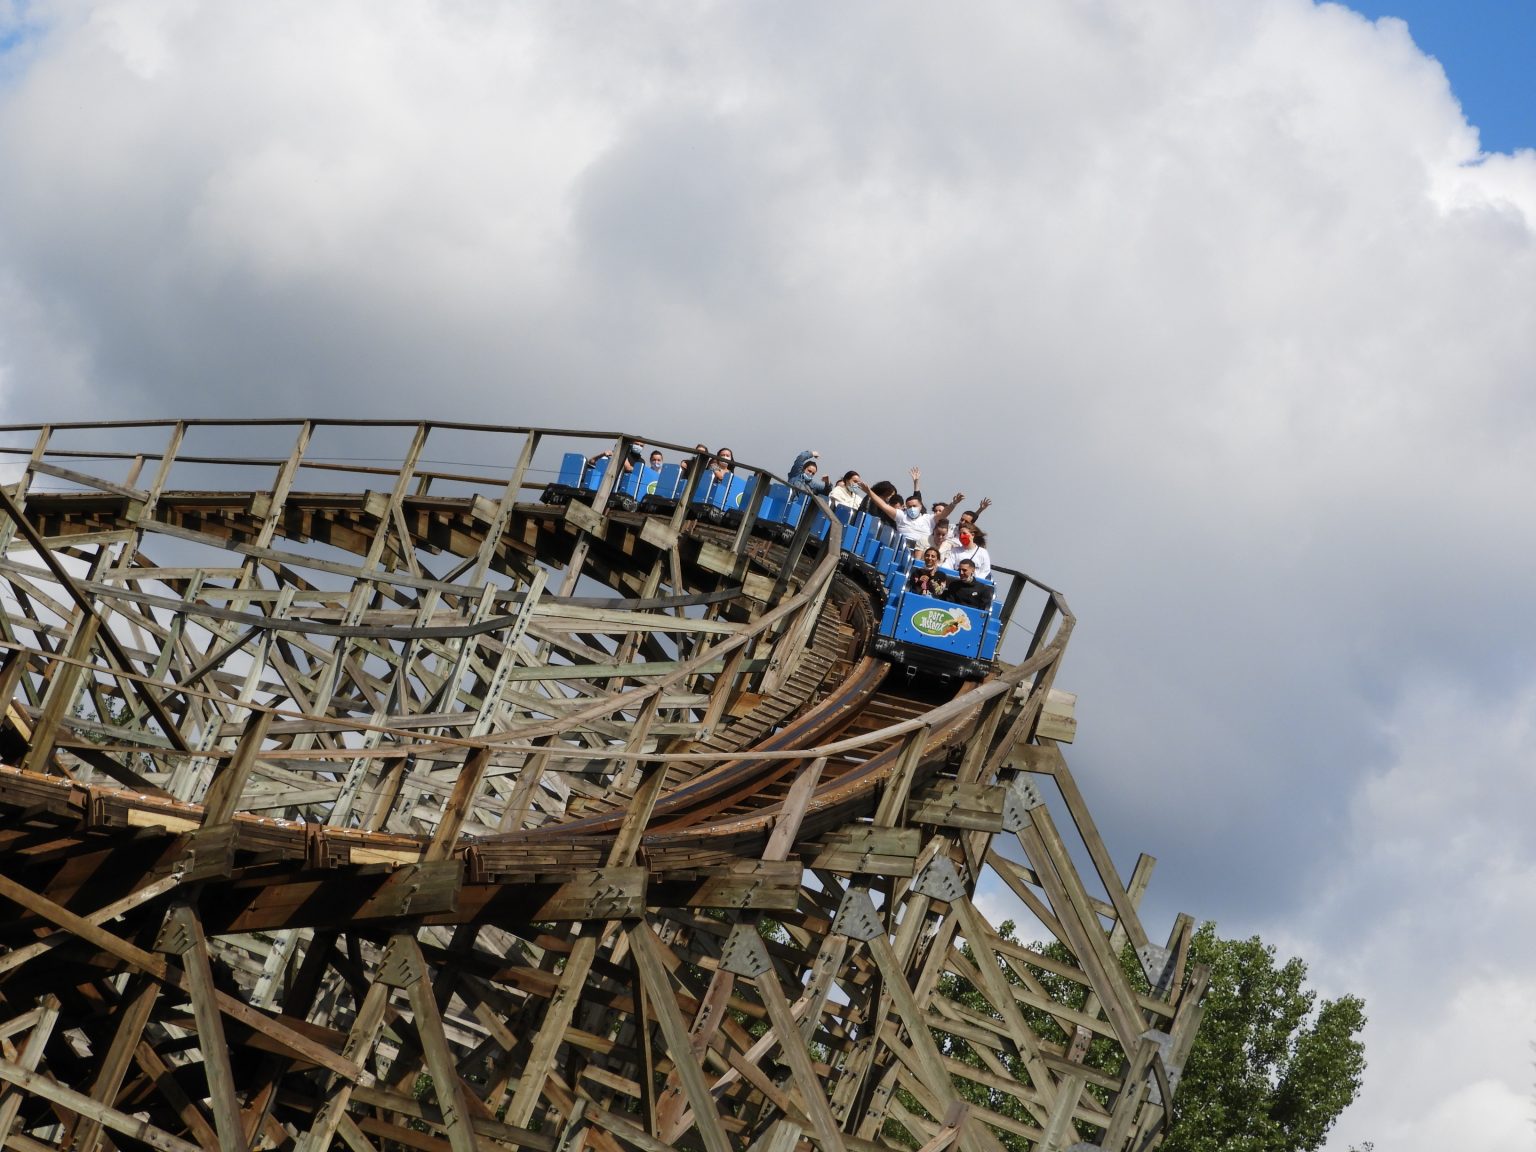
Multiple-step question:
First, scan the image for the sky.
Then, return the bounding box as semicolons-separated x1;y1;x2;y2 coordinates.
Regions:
1;1;1534;1149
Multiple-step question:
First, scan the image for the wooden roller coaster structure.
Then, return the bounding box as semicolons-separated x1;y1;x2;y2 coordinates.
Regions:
0;421;1204;1152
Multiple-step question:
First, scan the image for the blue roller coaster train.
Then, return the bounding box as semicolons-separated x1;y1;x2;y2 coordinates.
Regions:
541;448;1004;682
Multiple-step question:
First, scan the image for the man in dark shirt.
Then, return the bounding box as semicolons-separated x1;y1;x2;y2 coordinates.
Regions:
942;559;993;609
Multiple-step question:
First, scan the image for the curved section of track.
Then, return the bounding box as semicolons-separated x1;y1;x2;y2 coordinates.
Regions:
0;421;1073;882
0;421;1214;1152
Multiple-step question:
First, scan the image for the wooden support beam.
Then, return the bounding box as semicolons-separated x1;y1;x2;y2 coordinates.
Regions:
505;932;597;1128
156;904;244;1152
387;934;479;1152
200;709;273;827
70;975;161;1152
0;1056;203;1152
0;873;363;1082
294;979;393;1152
755;969;847;1152
0;997;58;1149
627;924;734;1152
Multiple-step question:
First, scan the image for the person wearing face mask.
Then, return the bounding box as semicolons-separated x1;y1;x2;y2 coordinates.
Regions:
707;448;736;486
829;470;865;512
896;466;963;547
946;524;992;579
788;449;832;495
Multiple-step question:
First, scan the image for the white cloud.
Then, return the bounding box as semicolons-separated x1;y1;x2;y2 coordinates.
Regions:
2;1;1535;1145
1294;677;1536;1149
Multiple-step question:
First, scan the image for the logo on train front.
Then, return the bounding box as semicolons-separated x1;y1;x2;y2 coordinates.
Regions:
911;607;971;638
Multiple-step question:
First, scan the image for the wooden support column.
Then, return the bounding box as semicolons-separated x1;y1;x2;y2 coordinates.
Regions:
0;874;363;1081
753;965;847;1152
201;709;273;827
382;934;478;1152
70;975;162;1152
0;1056;202;1152
0;996;59;1148
156;904;244;1152
294;978;392;1152
952;900;1058;1126
627;924;734;1152
603;696;663;868
504;932;597;1128
861;932;978;1152
424;746;493;861
19;614;99;775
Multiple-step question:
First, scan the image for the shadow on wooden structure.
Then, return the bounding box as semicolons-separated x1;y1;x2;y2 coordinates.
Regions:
0;421;1202;1152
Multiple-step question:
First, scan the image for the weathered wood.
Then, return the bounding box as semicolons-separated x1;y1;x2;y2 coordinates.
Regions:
811;826;923;876
506;933;597;1127
0;996;58;1149
0;421;1196;1152
157;904;244;1152
0;1056;203;1152
69;975;160;1152
628;924;734;1152
907;781;1007;832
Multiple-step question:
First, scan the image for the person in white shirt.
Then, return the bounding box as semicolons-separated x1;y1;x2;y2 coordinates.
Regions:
946;524;992;579
829;471;864;512
896;466;963;547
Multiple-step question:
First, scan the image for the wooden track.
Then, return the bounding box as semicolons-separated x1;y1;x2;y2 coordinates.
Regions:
0;421;1204;1152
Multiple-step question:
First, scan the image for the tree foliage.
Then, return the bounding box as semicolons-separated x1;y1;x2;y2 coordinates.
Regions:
1160;923;1366;1152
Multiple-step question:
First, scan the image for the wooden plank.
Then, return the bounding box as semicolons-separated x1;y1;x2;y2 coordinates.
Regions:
562;500;605;537
0;996;58;1149
0;873;363;1082
505;933;597;1127
906;782;1007;833
69;976;160;1152
425;746;492;862
294;979;392;1152
627;925;734;1152
874;727;931;828
0;1057;202;1152
201;709;273;826
756;971;847;1152
811;827;922;876
133;1040;222;1152
158;904;244;1152
395;935;478;1152
951;900;1057;1126
0;872;183;977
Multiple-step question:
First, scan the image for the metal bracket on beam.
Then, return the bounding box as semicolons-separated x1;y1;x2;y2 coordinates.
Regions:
1141;1028;1181;1104
1138;942;1176;993
1002;777;1044;832
720;924;773;979
831;888;883;941
153;912;193;957
377;935;426;989
910;854;967;903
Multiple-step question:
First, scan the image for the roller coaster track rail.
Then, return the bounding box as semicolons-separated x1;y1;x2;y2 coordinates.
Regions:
0;419;1204;1152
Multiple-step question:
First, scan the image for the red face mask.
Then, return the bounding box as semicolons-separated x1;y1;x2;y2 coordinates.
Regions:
959;532;972;546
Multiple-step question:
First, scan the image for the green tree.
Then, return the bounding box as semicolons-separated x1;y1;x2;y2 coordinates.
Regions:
1162;923;1366;1152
